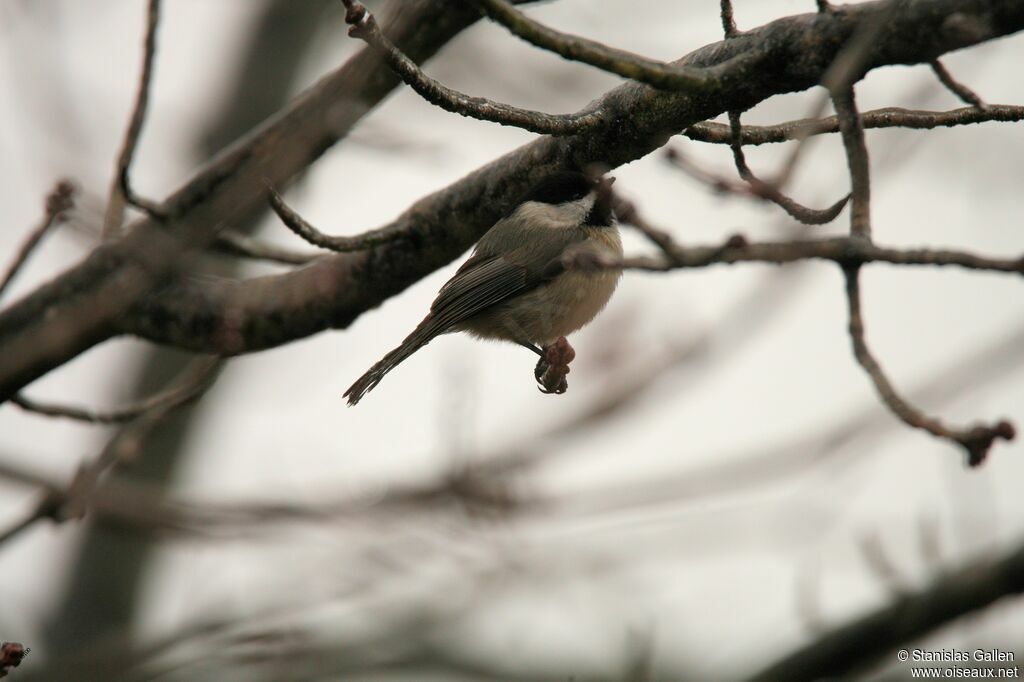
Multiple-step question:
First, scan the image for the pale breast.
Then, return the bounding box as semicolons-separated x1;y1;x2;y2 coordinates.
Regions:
499;226;622;344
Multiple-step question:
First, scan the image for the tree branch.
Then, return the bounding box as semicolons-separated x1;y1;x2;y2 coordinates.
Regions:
10;356;220;424
0;0;524;400
930;59;987;108
0;180;75;303
684;104;1024;144
842;266;1013;467
1;0;1022;397
267;185;407;252
212;230;317;266
747;539;1024;682
720;0;739;38
339;1;604;134
471;0;750;92
0;357;222;546
725;110;849;225
833;86;872;238
102;0;165;236
579;235;1024;276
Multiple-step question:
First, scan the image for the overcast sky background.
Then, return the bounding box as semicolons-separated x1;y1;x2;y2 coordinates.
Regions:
1;1;1023;679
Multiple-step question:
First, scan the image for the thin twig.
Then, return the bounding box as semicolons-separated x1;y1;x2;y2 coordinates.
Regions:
772;3;900;189
10;356;221;424
0;357;224;546
858;531;910;594
583;235;1024;277
930;59;987;108
471;0;755;92
0;180;75;303
103;0;165;237
664;144;848;224
720;0;739;37
267;185;406;252
611;196;678;257
832;87;871;238
842;265;1013;467
726;111;849;225
213;231;317;266
340;1;603;134
684;104;1024;144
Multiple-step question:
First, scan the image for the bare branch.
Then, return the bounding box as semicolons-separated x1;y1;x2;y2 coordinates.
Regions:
611;195;679;258
102;0;165;236
726;110;849;225
589;235;1024;277
212;231;317;266
267;185;407;252
930;59;987;108
771;1;901;190
0;357;223;546
471;0;753;91
684;104;1024;145
340;1;603;134
842;266;1013;467
0;180;75;303
3;0;1022;394
832;86;872;238
666;144;849;223
747;539;1024;682
10;356;220;424
720;0;739;38
0;0;506;398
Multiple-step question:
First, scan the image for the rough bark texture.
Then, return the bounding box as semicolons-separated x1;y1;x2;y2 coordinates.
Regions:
1;0;1022;400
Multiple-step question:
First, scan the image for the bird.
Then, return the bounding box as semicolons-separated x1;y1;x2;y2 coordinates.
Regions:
344;170;623;405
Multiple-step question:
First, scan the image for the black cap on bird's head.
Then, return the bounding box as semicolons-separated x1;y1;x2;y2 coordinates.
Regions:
518;170;617;226
521;171;596;206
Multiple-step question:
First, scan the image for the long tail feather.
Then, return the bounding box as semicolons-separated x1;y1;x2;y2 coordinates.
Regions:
344;317;439;405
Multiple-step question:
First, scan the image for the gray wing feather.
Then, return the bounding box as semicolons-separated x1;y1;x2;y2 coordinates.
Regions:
430;256;528;330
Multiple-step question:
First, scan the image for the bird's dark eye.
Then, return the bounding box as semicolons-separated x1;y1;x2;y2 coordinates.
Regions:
520;171;593;206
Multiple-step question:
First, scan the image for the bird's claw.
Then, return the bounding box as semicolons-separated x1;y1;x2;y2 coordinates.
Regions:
534;337;575;395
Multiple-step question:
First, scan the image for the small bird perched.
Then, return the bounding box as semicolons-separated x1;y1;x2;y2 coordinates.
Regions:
344;170;623;405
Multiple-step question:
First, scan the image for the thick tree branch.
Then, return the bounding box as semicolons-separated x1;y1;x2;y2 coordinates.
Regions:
1;0;1022;397
747;539;1024;682
684;104;1024;144
0;0;526;400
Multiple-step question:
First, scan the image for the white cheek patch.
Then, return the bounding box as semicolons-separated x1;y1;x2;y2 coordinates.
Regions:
516;201;575;228
514;194;597;229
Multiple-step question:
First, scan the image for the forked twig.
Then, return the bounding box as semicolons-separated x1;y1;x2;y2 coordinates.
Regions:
0;180;75;302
